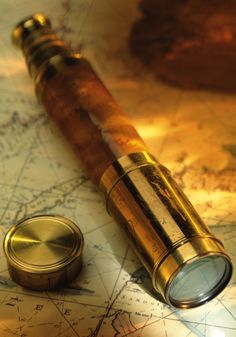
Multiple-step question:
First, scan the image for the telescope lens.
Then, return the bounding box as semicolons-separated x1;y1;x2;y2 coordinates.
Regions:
168;255;232;308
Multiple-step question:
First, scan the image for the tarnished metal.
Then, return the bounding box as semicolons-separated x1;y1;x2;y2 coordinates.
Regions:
100;151;232;308
12;13;80;99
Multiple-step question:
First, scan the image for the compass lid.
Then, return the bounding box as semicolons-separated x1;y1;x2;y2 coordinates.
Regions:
3;215;84;290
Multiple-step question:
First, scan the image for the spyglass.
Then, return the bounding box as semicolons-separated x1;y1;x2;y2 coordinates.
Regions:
12;13;233;308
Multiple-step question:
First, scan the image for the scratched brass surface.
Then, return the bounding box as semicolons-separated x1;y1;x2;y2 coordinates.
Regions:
3;215;84;290
100;151;233;308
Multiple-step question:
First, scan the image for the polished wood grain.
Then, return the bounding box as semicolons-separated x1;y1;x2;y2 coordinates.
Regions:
42;58;148;185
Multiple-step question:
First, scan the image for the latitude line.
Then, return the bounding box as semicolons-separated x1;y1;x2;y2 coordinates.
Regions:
118;312;131;336
78;0;97;36
163;316;168;337
217;298;236;321
0;288;107;309
138;314;154;337
108;244;129;302
121;311;176;337
89;244;130;336
90;252;111;300
83;220;112;235
0;178;100;203
0;135;38;234
121;308;236;337
161;316;236;331
46;291;81;337
0;320;17;337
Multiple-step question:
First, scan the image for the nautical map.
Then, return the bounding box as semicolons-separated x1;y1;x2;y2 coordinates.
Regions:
0;0;235;336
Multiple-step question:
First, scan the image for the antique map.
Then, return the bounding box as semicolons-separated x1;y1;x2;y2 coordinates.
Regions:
0;0;235;336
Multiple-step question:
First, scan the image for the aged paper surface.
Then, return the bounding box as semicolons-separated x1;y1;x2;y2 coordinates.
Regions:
0;1;235;336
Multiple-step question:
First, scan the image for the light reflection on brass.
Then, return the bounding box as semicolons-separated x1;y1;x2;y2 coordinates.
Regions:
100;151;232;308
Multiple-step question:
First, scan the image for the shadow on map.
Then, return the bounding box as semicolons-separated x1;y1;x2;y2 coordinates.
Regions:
130;266;167;304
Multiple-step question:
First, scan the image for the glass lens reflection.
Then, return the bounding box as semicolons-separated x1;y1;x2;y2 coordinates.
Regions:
169;255;230;306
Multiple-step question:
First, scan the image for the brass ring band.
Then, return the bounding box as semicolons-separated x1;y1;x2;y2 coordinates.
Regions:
99;151;157;213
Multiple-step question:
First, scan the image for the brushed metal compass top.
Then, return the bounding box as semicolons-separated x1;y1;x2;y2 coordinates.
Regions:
3;215;84;290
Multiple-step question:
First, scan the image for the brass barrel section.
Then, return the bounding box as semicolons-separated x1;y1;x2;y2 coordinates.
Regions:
100;151;232;308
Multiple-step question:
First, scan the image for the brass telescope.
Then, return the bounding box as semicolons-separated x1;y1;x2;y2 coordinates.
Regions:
12;14;233;308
